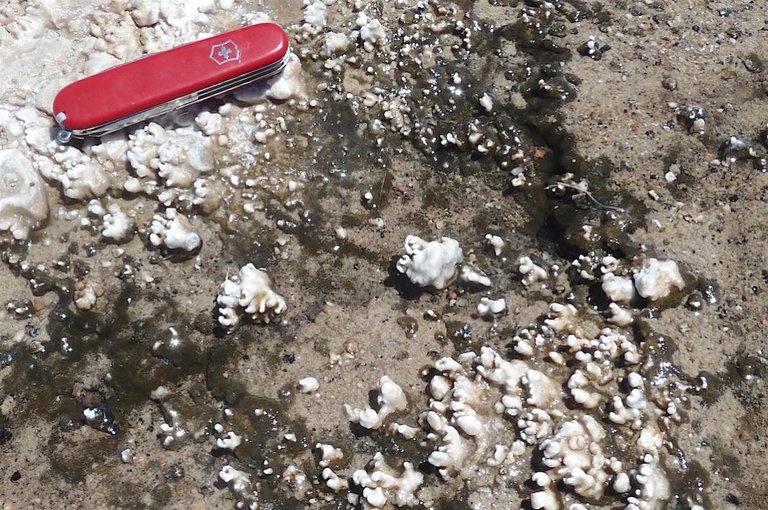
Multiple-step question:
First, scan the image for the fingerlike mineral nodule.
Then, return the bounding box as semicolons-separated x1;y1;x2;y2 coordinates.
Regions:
396;235;463;289
633;258;685;301
217;263;287;328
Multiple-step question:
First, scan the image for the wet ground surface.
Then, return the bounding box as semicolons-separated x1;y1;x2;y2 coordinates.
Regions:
0;1;766;509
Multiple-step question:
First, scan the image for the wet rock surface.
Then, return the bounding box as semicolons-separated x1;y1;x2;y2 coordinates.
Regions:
0;0;766;509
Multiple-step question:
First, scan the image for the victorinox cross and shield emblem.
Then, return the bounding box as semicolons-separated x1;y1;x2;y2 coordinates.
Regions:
209;40;241;65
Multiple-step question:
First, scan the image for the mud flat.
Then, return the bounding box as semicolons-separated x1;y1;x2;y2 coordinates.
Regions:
0;1;766;509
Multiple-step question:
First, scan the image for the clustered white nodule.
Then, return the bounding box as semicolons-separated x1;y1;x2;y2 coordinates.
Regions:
217;263;287;329
320;230;689;509
333;323;676;509
396;235;464;290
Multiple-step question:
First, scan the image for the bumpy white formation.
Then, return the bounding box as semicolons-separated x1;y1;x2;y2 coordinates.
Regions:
518;256;548;286
74;280;103;310
316;443;344;468
298;376;320;394
0;149;49;240
577;254;686;307
127;123;214;188
484;233;505;256
233;51;306;104
344;376;408;430
424;334;676;509
216;430;242;450
101;204;134;242
633;258;685;301
356;12;387;51
459;265;492;287
302;1;327;32
322;32;350;56
58;159;111;201
396;235;463;289
349;453;423;509
219;465;252;495
266;53;306;101
217;264;287;328
332;377;425;509
477;297;506;318
539;416;611;500
602;272;635;303
333;284;682;510
147;208;201;253
422;347;561;479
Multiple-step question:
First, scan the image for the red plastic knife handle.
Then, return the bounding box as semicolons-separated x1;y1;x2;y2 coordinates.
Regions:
53;23;289;138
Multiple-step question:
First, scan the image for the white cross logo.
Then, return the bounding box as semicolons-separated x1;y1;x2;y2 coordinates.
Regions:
209;40;240;65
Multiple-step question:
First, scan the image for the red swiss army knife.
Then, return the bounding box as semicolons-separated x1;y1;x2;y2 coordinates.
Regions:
53;23;289;143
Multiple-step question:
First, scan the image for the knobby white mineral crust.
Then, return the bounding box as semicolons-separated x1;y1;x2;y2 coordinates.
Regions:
148;208;201;253
390;423;421;439
351;453;423;508
602;272;635;304
235;53;306;103
0;149;49;240
530;487;558;510
120;448;135;464
322;467;348;492
216;431;242;450
344;376;407;430
479;93;493;113
74;280;103;310
539;416;610;500
633;258;685;301
127;123;214;188
101;204;134;242
373;321;673;509
217;264;287;328
188;177;223;214
567;370;601;409
219;465;251;493
281;465;312;499
303;1;327;30
195;111;224;136
422;347;561;479
544;303;580;334
356;12;387;51
59;161;111;201
608;303;634;327
156;131;214;187
316;443;344;468
484;233;505;256
322;32;349;56
477;297;506;318
266;53;306;101
519;256;548;286
459;265;492;287
298;376;320;394
129;0;160;27
396;235;463;289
